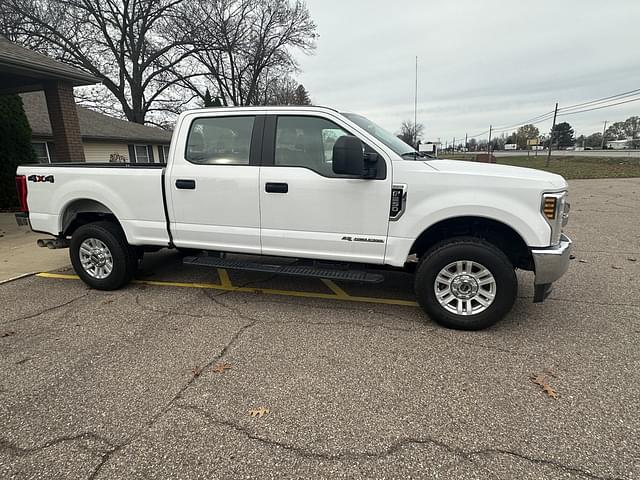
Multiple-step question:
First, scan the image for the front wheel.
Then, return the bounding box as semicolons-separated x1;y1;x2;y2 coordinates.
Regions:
415;237;518;330
69;221;137;290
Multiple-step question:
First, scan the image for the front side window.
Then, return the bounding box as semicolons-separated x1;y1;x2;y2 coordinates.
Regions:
186;116;254;165
275;116;352;177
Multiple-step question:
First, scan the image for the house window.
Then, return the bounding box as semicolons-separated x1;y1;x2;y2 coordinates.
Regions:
134;145;150;163
163;145;170;162
32;142;51;163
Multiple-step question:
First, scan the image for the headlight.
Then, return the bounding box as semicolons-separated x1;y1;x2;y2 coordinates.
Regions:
541;192;569;245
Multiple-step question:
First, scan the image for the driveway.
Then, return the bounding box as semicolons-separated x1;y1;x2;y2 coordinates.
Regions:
0;212;69;282
1;178;639;479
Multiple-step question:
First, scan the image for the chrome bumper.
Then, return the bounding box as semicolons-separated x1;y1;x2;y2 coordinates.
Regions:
531;234;572;285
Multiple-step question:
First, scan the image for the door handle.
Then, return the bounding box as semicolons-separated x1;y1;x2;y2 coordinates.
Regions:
265;182;288;193
176;179;196;190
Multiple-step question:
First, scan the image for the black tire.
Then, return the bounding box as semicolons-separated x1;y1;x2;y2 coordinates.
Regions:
69;221;137;290
414;237;517;330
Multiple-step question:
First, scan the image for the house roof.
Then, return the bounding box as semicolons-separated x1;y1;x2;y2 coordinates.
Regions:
21;91;172;144
0;37;99;92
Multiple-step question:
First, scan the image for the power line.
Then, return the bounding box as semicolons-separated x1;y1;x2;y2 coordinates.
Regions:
558;88;640;112
447;86;640;141
557;95;640;117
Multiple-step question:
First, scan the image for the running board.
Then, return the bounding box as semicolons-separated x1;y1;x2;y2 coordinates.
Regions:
183;256;384;284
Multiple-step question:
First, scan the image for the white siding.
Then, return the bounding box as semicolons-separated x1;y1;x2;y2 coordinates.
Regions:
83;142;130;163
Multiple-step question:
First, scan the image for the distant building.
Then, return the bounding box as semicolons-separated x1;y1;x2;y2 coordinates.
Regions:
21;91;172;163
419;141;440;155
606;139;634;150
504;143;517;150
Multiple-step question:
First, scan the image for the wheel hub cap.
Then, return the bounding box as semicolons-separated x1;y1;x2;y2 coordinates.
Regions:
434;260;497;316
79;238;113;279
451;274;479;299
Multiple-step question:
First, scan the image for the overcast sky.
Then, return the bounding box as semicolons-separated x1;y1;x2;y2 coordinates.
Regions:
296;0;640;142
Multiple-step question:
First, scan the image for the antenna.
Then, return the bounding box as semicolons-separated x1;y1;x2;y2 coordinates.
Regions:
414;56;418;147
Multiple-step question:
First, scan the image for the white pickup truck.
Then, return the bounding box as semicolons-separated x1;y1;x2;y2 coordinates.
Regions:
15;106;572;330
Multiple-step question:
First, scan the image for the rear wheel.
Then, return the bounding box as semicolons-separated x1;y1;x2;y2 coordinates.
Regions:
69;221;136;290
415;237;517;330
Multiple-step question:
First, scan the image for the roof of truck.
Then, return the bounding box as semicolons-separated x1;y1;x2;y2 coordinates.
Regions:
184;105;340;115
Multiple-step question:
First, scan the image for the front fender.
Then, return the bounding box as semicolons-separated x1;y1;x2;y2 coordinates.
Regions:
385;189;551;266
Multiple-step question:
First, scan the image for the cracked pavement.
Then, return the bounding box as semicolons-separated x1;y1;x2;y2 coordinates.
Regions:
1;178;639;479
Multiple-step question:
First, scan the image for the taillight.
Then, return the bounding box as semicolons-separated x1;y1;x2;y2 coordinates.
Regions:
15;175;28;213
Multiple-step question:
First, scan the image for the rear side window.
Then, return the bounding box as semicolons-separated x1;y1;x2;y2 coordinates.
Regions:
186;116;255;165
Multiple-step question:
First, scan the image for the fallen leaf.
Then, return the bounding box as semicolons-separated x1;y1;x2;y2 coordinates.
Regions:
611;266;622;270
628;257;637;262
249;407;270;418
1;331;16;338
212;362;232;374
569;254;576;260
191;366;204;377
542;384;558;399
578;259;588;264
530;374;559;399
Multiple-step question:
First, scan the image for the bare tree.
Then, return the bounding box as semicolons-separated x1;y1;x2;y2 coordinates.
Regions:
261;72;298;105
180;0;317;106
398;120;424;148
1;0;200;125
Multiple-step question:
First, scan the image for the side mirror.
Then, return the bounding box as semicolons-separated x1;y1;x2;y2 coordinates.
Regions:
332;135;378;178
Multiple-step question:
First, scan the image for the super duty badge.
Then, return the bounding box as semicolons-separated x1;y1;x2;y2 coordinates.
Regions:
390;184;407;220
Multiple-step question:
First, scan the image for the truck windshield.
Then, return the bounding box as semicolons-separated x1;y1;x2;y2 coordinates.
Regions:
343;113;418;158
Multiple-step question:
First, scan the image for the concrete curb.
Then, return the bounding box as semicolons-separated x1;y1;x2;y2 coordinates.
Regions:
0;272;37;285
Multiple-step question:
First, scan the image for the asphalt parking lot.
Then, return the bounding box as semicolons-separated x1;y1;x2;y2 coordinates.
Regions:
1;178;639;480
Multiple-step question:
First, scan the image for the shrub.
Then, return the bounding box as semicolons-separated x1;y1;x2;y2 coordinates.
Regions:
0;94;36;209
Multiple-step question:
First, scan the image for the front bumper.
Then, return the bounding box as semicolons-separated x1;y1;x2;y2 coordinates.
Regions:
530;234;572;302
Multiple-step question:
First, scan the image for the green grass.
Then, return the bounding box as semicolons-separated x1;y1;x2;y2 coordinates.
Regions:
439;154;640;179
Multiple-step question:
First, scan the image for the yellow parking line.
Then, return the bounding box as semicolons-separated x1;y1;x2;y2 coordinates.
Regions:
217;268;232;288
35;272;419;307
320;278;350;298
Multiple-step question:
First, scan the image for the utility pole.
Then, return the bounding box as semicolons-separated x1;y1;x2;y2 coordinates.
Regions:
546;102;559;167
453;137;456;152
487;125;492;155
601;120;608;150
465;133;468;152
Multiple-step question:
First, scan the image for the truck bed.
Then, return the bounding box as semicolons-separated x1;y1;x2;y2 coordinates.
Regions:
16;163;170;246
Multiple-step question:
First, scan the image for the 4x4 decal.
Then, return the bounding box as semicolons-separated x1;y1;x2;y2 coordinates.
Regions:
27;175;54;183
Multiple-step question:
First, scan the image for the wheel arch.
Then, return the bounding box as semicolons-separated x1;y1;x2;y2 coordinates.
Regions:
409;216;533;270
60;198;125;238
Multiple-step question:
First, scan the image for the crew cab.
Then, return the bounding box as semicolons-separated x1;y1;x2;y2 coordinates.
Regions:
15;106;572;330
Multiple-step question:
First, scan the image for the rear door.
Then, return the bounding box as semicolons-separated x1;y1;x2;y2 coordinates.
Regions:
259;111;392;264
167;112;264;253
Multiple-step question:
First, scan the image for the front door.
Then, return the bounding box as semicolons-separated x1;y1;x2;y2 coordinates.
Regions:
259;113;392;264
167;113;263;253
